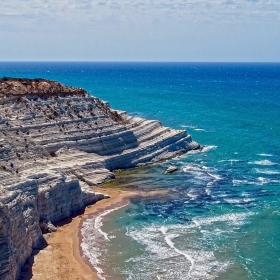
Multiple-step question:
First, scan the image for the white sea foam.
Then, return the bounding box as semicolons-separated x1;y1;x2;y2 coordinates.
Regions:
194;212;253;227
219;159;242;163
180;124;197;129
80;203;129;280
126;222;230;280
183;164;202;172
253;168;280;175
205;188;212;196
232;179;244;186
184;149;200;155
94;205;129;241
184;145;217;155
202;145;218;152
183;164;222;186
194;128;206;132
160;226;194;278
243;198;255;203
187;192;198;200
249;160;276;166
223;198;243;204
193;219;202;230
233;176;279;186
257;177;271;184
257;153;273;157
207;172;222;180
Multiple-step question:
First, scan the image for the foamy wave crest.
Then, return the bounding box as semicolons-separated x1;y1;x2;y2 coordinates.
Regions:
249;160;276;166
185;145;217;155
202;145;218;152
232;179;244;186
232;177;277;186
180;124;197;129
183;164;222;187
125;222;230;280
81;203;129;280
187;188;199;200
253;168;280;175
219;159;243;163
161;226;194;277
194;212;253;227
223;198;255;204
207;172;222;180
257;153;273;157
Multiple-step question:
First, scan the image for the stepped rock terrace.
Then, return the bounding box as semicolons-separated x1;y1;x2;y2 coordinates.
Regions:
0;78;199;280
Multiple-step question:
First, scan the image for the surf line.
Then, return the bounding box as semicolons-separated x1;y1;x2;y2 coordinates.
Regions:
160;226;195;278
81;201;130;280
94;202;129;241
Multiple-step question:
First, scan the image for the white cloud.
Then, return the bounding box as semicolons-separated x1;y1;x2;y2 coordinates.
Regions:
0;0;279;61
0;0;280;23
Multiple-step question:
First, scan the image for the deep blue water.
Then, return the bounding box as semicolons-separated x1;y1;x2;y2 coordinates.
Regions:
1;62;280;280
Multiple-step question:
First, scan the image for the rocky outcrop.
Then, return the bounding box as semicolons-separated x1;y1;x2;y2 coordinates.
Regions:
0;78;199;280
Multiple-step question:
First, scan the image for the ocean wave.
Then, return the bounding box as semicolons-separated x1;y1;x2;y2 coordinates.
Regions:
219;159;244;163
257;153;273;157
232;179;261;186
183;164;208;172
180;125;207;132
180;124;197;129
253;168;280;175
233;176;280;186
183;164;222;185
223;198;255;205
257;177;272;184
80;203;129;280
248;160;276;166
232;179;244;186
207;172;223;180
202;145;218;152
185;145;217;155
161;226;194;277
193;212;253;227
126;222;229;279
187;194;198;200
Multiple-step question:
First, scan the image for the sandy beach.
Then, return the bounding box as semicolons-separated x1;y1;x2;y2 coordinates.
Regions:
21;187;138;280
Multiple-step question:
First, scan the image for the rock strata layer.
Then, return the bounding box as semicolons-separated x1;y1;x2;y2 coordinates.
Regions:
0;78;199;280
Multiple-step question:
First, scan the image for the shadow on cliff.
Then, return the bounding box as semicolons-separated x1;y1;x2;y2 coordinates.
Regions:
19;238;48;280
19;208;87;280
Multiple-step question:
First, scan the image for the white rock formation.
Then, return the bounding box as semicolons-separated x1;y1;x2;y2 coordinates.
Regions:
0;78;199;279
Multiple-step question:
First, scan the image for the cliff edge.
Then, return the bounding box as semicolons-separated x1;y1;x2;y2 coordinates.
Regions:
0;78;199;280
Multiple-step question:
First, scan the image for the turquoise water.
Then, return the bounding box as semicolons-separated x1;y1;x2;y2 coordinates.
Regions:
1;62;280;279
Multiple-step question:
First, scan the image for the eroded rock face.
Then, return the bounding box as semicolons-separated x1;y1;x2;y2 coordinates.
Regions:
0;78;199;279
0;77;86;98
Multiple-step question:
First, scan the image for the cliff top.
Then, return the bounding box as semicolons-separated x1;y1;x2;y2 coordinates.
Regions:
0;77;86;98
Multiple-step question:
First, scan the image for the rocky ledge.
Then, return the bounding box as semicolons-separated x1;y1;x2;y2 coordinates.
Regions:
0;78;199;280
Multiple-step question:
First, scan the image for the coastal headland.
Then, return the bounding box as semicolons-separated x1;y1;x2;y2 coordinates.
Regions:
0;77;199;280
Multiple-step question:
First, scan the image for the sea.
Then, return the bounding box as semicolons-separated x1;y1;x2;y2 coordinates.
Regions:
1;62;279;280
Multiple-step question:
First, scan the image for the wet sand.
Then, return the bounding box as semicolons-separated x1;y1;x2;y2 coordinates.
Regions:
23;187;138;280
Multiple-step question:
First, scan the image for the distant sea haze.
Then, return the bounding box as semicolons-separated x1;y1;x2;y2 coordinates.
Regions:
1;62;280;280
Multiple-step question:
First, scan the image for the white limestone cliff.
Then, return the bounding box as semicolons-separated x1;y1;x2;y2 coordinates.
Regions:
0;78;200;279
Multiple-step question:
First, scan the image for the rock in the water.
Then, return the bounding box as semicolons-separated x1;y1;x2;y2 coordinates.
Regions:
164;166;179;174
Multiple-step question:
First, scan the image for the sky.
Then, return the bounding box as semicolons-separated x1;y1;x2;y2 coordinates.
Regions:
0;0;280;62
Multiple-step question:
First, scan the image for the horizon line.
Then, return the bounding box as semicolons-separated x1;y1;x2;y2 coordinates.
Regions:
1;61;280;64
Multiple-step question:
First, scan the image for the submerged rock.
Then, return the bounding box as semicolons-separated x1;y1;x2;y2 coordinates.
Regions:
164;166;179;174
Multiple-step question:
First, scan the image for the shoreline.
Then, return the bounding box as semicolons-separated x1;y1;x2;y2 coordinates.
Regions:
22;187;138;280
